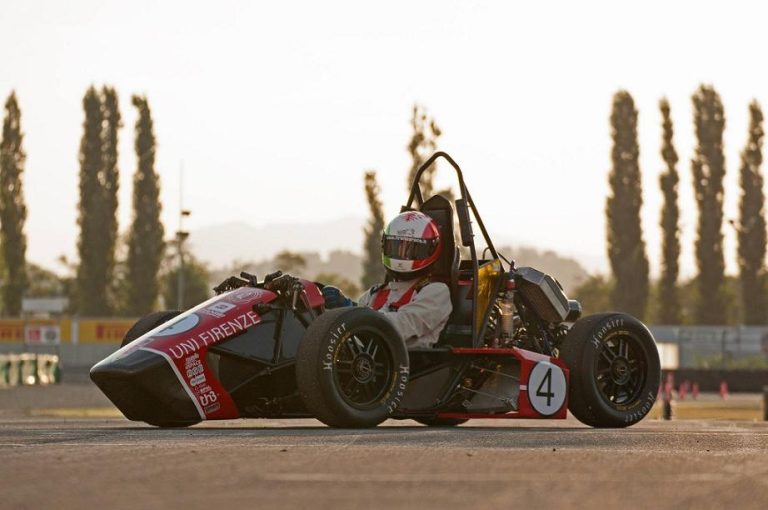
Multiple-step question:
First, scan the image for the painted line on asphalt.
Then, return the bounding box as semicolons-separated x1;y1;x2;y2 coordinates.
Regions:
258;472;727;483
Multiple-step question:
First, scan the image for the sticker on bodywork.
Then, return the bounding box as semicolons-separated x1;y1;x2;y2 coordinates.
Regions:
527;361;567;416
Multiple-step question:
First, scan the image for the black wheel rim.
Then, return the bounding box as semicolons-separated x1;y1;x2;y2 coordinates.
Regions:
332;329;394;410
595;332;647;406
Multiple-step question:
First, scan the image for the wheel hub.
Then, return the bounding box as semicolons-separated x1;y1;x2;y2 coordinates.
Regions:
610;357;631;385
352;354;375;383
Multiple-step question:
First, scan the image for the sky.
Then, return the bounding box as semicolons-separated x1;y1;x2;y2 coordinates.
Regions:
1;0;767;277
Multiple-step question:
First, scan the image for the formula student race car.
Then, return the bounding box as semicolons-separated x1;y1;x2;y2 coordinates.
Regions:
91;152;661;428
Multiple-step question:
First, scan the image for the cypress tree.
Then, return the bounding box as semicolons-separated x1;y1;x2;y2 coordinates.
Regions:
124;95;165;315
362;170;386;289
76;86;121;316
606;91;649;319
657;98;682;324
406;104;441;197
76;87;106;315
737;101;767;325
101;86;121;302
0;92;28;315
691;85;727;324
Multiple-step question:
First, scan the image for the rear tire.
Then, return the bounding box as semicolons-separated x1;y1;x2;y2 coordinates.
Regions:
296;308;409;428
121;310;182;347
559;313;660;428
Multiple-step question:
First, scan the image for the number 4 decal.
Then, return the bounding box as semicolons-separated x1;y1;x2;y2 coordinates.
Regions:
529;362;566;416
536;367;554;406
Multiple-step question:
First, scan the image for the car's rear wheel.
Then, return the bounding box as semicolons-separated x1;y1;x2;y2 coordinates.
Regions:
121;310;182;347
296;308;409;428
559;313;660;428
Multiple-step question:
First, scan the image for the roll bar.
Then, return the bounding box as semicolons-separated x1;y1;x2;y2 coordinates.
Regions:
402;151;501;346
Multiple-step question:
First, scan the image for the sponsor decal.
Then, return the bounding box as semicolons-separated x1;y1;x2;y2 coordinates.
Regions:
167;311;260;360
527;361;567;416
204;402;221;414
228;287;271;304
24;324;61;345
154;314;201;337
198;389;218;407
200;301;237;318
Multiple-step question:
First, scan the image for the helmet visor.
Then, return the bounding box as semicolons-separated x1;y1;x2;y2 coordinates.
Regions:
382;236;439;261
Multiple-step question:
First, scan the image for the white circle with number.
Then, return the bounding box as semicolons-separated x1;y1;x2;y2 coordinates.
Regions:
153;314;200;337
528;361;567;416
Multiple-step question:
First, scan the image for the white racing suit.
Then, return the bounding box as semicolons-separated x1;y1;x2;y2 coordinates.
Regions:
357;278;452;348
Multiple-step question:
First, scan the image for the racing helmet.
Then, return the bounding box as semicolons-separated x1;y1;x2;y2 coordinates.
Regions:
381;211;442;279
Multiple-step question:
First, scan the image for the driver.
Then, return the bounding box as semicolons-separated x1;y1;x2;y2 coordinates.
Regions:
322;211;452;348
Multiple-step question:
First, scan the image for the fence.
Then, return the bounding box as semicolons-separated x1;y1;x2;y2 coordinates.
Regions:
650;326;768;368
0;317;136;372
1;319;767;373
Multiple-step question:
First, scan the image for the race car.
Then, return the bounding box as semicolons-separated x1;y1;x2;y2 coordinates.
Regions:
91;152;661;428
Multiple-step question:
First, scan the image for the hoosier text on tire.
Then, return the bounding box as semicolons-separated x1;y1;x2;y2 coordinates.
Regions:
296;307;410;428
559;312;660;428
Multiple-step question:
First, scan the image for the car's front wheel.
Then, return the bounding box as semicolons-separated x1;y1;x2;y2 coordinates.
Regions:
296;308;409;428
121;310;182;347
559;313;660;428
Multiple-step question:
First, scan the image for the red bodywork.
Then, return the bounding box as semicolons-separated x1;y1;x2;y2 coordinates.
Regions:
438;347;570;420
104;281;324;421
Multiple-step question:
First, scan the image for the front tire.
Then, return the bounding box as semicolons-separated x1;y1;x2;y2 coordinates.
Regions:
559;313;660;428
296;308;409;428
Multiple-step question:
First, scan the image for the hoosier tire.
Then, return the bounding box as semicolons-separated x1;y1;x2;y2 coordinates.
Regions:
121;310;182;347
559;313;660;428
296;307;409;428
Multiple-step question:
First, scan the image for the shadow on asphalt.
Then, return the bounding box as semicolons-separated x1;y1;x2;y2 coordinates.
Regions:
114;425;592;434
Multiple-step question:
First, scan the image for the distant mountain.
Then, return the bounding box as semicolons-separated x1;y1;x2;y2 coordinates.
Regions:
188;216;365;267
209;250;364;295
190;218;591;295
496;245;590;293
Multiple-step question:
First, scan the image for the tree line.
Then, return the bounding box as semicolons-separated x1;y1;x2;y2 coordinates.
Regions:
588;85;767;325
0;86;208;317
3;86;765;324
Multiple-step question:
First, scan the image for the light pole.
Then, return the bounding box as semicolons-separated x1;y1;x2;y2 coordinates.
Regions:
176;162;191;309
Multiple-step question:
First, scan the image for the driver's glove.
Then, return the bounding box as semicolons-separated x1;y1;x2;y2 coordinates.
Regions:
321;286;354;309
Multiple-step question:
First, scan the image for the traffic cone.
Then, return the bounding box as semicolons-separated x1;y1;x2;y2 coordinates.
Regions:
662;392;672;420
678;382;687;400
719;380;729;400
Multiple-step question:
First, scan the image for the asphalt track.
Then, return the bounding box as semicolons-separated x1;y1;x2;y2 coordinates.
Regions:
1;386;767;509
